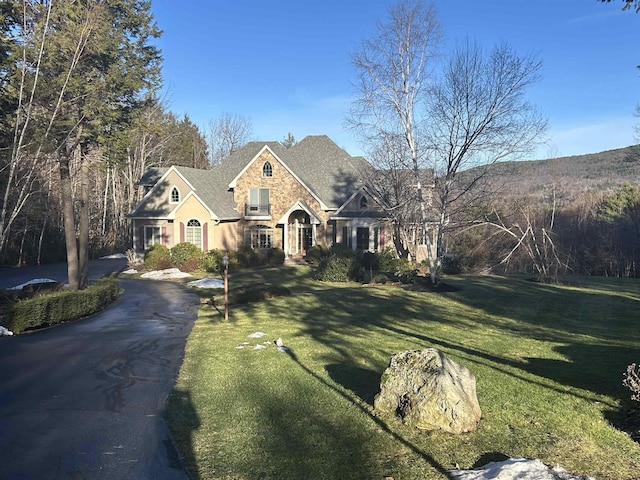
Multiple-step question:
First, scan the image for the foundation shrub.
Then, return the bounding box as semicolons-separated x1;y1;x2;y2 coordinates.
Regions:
171;242;204;271
266;248;285;266
316;255;363;282
305;245;329;265
144;244;172;270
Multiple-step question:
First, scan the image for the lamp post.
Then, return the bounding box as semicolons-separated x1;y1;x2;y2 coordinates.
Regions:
223;252;229;321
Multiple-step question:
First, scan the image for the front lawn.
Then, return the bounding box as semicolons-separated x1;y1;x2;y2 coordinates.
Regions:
166;267;640;479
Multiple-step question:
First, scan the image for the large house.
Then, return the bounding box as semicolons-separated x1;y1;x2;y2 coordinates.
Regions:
128;135;393;259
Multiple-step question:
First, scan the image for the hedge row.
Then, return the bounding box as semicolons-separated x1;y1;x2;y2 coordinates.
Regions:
144;243;286;273
7;278;121;334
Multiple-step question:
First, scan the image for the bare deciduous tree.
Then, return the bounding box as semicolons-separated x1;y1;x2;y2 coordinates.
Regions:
349;0;547;284
207;113;253;166
348;0;442;265
425;41;548;282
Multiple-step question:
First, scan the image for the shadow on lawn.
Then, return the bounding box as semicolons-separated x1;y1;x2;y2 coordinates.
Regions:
325;363;381;406
166;389;202;480
285;348;449;477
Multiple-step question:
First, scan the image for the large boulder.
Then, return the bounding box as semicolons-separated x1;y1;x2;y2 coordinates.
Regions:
374;348;481;434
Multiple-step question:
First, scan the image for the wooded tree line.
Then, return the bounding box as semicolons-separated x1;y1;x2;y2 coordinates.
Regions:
0;1;254;284
447;183;640;280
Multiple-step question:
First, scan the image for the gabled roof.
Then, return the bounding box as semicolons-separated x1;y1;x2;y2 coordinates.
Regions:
331;185;390;220
133;135;375;220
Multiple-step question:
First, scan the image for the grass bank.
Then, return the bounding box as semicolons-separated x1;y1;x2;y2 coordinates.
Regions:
166;267;640;479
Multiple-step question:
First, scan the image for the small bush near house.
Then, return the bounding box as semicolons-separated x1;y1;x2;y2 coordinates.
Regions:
209;249;240;272
237;245;262;268
305;245;329;265
377;248;415;283
329;243;357;258
144;244;172;270
266;248;285;266
171;242;204;271
316;255;363;282
7;279;121;334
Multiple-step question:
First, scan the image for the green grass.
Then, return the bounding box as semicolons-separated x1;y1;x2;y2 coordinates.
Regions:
166;267;640;480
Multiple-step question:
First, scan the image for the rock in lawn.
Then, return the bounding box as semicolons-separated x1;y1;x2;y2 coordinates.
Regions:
374;348;481;434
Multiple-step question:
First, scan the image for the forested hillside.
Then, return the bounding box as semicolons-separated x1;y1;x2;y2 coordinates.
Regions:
468;145;640;202
448;145;640;279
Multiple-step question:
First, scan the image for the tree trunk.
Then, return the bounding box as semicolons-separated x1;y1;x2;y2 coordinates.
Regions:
78;148;90;289
59;154;79;291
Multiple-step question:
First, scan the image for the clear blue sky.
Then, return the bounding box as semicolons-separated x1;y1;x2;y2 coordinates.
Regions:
150;0;639;160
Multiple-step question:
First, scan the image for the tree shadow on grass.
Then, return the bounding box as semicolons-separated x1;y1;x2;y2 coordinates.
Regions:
285;348;449;477
325;363;381;406
165;389;201;480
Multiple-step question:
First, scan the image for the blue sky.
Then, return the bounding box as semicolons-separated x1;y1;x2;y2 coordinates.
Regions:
150;0;639;160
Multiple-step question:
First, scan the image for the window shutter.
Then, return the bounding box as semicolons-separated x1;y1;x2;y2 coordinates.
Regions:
203;223;208;252
180;222;185;243
161;226;167;246
139;226;145;250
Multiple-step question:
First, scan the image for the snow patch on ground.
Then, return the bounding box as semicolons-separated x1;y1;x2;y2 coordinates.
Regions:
5;278;58;291
186;277;224;289
0;326;14;336
448;458;595;480
235;332;279;350
140;268;192;280
99;253;127;259
122;269;138;274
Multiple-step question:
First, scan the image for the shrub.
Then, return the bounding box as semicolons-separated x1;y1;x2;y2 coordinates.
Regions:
377;247;415;282
144;244;172;270
171;242;203;271
377;247;400;273
373;273;389;284
360;251;379;271
125;248;141;267
266;248;285;266
442;254;462;275
329;243;357;258
305;245;329;265
316;255;362;282
237;245;264;268
7;279;121;334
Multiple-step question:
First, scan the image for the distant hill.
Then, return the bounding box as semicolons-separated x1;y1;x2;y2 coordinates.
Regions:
464;145;640;203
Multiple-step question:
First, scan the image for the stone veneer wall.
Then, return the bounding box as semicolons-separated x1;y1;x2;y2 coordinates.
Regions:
232;150;331;248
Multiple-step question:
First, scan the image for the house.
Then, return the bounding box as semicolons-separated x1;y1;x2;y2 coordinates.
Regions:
128;135;393;259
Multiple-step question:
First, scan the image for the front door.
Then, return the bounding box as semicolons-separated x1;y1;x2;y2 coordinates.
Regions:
298;226;313;254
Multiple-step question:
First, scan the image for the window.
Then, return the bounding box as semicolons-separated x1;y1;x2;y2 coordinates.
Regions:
144;226;161;250
247;225;274;249
170;187;180;203
186;219;202;249
262;161;273;177
356;227;370;251
359;195;368;210
247;188;270;215
342;226;352;248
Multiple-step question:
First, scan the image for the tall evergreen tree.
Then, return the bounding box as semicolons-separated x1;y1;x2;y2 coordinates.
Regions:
8;0;162;288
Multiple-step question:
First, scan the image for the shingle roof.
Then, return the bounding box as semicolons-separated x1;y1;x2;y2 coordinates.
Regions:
285;135;371;209
136;135;373;219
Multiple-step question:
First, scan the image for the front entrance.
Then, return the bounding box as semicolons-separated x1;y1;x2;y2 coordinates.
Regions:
298;226;313;253
288;210;314;256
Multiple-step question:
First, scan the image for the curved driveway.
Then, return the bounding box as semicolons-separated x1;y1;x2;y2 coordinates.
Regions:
0;276;198;479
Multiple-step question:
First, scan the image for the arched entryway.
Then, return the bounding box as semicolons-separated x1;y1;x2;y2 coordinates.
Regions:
288;210;313;256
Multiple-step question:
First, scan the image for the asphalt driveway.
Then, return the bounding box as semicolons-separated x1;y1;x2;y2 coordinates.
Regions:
0;276;198;479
